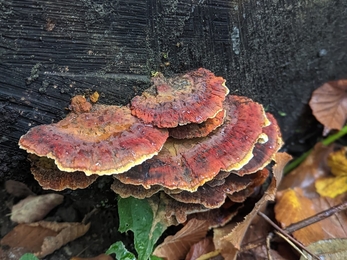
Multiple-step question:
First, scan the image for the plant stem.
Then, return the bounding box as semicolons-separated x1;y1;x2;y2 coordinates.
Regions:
284;125;347;175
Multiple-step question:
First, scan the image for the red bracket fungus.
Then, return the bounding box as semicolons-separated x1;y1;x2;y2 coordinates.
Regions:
114;95;269;191
19;101;169;176
168;109;226;139
130;68;229;128
18;68;284;225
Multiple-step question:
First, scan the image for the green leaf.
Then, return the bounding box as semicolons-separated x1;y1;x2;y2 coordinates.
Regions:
19;253;39;260
118;196;168;260
106;241;136;260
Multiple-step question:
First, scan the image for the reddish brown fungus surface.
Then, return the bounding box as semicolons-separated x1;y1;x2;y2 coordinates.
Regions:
169;109;226;139
19;104;168;175
130;68;229;128
235;113;283;176
167;169;269;208
28;155;98;191
115;95;268;191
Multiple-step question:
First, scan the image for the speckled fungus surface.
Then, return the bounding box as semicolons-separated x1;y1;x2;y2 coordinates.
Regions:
19;101;169;176
168;109;226;139
130;68;229;128
114;95;269;192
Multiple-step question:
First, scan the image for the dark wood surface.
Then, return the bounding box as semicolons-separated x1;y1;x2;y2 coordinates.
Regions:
1;0;347;178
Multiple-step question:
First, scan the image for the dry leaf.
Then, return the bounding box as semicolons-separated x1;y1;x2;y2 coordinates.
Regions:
213;222;238;260
316;147;347;198
300;238;347;260
1;223;58;253
315;176;347;198
309;79;347;134
71;254;113;260
11;193;64;223
32;221;91;257
185;237;215;260
212;152;291;260
310;193;347;240
279;143;332;197
5;180;36;197
153;219;209;260
0;221;90;258
275;188;325;246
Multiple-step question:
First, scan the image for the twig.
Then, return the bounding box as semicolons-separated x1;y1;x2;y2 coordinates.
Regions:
266;232;273;260
273;230;307;259
286;201;347;233
257;212;319;260
284;125;347;175
241;200;347;252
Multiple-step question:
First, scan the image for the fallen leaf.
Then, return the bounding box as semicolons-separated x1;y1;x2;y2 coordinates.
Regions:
185;237;215;260
11;194;64;223
279;143;332;197
316;147;347;198
315;176;347;198
275;188;325;246
300;238;347;260
310;193;347;241
71;254;113;260
153;218;209;260
1;221;90;258
5;180;36;197
32;221;90;258
212;152;291;260
309;79;347;134
327;146;347;176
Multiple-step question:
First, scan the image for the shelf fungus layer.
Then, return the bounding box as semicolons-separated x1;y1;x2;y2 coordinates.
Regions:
19;101;169;176
130;68;229;128
115;95;269;191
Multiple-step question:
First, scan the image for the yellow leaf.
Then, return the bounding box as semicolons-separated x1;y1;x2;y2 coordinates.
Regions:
315;176;347;198
327;147;347;176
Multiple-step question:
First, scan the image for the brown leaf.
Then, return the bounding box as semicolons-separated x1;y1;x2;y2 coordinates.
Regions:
153;219;209;260
5;180;36;197
0;223;57;257
0;221;90;258
35;221;90;257
309;79;347;134
213;222;238;260
11;193;64;223
279;143;332;197
185;237;215;260
71;254;113;260
221;178;277;250
212;152;291;260
275;188;326;246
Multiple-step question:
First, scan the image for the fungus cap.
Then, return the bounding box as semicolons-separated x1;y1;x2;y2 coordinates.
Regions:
28;155;98;191
169;109;226;139
115;95;269;191
130;68;229;128
235;113;283;176
19;101;168;175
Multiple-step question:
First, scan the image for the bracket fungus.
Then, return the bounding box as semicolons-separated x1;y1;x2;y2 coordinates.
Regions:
19;102;169;176
130;68;229;128
18;68;283;225
114;95;269;192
